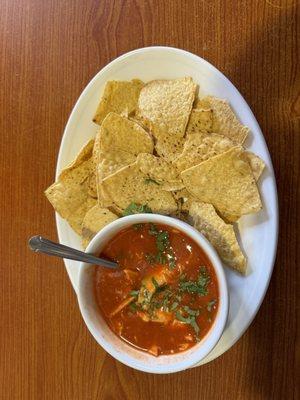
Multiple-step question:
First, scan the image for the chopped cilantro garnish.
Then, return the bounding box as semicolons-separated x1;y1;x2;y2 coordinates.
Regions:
175;310;200;336
129;290;139;297
144;178;160;185
175;311;192;324
190;318;200;335
152;277;159;289
147;224;176;269
156;231;169;251
129;302;138;312
167;249;176;269
179;267;210;296
170;301;179;311
145;253;156;264
133;223;143;230
149;223;159;236
156;252;167;264
123;202;152;216
183;305;200;317
207;299;217;312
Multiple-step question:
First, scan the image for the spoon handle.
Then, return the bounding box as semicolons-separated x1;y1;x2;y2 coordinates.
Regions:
28;236;118;269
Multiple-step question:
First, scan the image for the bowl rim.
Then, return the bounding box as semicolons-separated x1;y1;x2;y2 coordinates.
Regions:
77;214;229;374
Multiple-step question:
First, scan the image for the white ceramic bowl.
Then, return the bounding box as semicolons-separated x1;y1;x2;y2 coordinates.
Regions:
78;214;228;374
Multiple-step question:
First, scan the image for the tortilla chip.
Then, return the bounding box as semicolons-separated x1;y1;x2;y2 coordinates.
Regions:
96;149;136;210
93;113;153;207
217;151;265;223
95;149;136;210
174;132;235;172
138;77;196;138
155;131;185;162
186;108;213;135
198;96;249;144
244;152;265;181
87;172;97;198
99;113;154;156
136;153;184;191
81;205;118;249
189;202;247;274
45;140;97;234
181;146;262;217
93;79;144;125
97;149;136;180
102;162;177;214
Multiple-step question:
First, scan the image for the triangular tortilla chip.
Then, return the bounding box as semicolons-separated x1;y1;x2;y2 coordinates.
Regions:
98;149;136;180
136;153;184;191
185;107;213;135
99;113;153;156
45;140;97;234
93;113;154;207
181;146;262;216
138;77;196;138
102;163;177;214
155;131;185;162
174;132;235;172
244;151;265;181
82;205;118;249
93;79;144;125
198;96;249;144
189;202;247;274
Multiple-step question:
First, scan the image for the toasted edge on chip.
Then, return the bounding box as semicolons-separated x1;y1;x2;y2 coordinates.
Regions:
189;202;247;274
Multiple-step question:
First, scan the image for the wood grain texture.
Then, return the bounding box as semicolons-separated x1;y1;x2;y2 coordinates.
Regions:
0;0;298;399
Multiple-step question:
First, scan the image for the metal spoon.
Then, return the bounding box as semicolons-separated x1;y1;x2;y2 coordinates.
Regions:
28;235;118;269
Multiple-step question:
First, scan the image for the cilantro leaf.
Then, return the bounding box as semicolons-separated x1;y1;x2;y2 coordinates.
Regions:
129;290;139;297
207;299;217;312
123;203;152;216
179;267;211;296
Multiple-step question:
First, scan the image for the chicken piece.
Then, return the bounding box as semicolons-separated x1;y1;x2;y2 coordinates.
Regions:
148;344;159;357
110;296;134;317
137;267;168;309
136;311;150;322
151;310;173;324
123;269;138;283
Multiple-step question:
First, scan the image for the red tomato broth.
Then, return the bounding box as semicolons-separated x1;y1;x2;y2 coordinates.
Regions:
94;223;219;356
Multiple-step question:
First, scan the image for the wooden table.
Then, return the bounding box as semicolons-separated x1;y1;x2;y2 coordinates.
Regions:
1;1;298;399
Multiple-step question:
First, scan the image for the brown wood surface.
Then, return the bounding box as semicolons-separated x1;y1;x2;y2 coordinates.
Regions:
0;0;299;399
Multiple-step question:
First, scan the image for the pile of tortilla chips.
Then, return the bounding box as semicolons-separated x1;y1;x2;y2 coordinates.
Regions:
45;77;265;275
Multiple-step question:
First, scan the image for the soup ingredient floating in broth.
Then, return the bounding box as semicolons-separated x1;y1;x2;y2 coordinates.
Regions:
45;76;266;274
94;223;219;356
